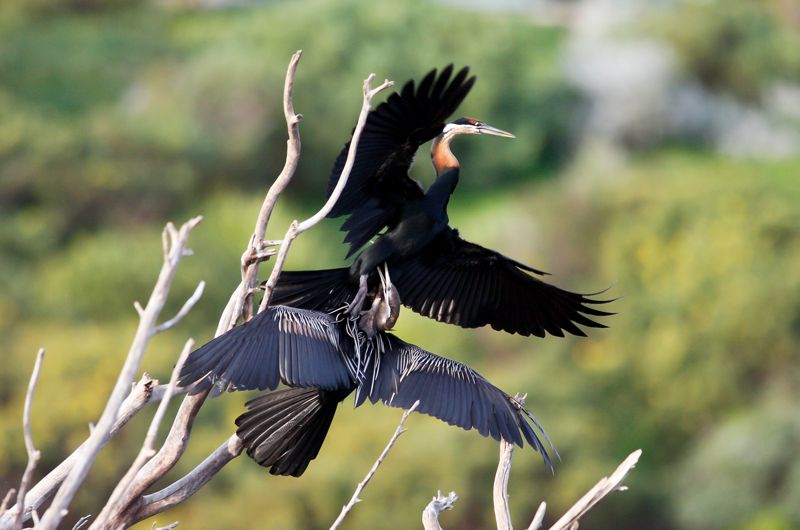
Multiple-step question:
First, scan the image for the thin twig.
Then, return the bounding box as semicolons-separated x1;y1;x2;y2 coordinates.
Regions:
548;450;642;530
13;348;45;530
422;491;458;530
153;282;206;334
330;401;420;530
151;520;178;530
36;217;202;530
91;340;194;529
259;74;394;313
72;514;92;530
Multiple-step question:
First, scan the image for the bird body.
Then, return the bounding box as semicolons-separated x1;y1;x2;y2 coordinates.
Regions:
276;65;611;337
179;300;553;476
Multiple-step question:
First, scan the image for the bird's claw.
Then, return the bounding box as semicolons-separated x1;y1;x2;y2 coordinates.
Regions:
347;274;370;317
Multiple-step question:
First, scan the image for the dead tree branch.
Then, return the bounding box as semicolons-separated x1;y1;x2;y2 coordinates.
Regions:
36;217;202;530
123;435;243;526
427;448;642;530
422;491;459;530
525;503;547;530
0;491;15;517
153;282;206;334
494;394;527;530
545;450;641;530
91;340;194;528
330;400;420;530
13;348;45;530
258;73;393;313
0;374;189;529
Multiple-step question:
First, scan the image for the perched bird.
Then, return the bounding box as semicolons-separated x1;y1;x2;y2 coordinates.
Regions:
179;269;553;477
273;65;611;338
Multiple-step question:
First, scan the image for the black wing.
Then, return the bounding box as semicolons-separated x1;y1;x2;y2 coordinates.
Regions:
327;65;476;256
363;334;553;468
178;306;353;394
270;267;356;313
390;229;613;337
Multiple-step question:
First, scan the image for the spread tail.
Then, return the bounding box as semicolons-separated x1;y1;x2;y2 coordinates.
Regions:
235;387;349;477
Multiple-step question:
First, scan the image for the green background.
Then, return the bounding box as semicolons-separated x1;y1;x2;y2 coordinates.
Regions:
1;0;799;528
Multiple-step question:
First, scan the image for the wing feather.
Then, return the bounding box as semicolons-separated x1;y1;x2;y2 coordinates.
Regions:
391;229;613;337
326;66;476;255
367;335;553;468
178;306;353;393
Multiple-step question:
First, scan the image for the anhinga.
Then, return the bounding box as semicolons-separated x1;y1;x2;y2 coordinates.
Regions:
273;65;611;338
179;269;553;477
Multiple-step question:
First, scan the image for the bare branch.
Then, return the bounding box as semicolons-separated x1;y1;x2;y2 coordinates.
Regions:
0;376;187;528
153;282;206;334
330;400;420;530
151;521;178;530
72;514;92;530
525;502;547;530
494;441;516;529
13;348;45;530
92;340;194;529
494;393;526;530
121;435;243;526
548;450;641;530
36;216;202;530
106;389;209;526
0;490;16;517
422;491;458;530
226;49;304;327
259;74;394;313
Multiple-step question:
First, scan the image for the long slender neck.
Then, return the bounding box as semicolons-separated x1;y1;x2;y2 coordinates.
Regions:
431;132;459;174
428;132;460;206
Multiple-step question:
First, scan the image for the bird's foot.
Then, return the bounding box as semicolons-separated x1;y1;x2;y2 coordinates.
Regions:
346;274;369;317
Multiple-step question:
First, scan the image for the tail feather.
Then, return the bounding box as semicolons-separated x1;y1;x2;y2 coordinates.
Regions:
270;268;355;313
235;387;349;477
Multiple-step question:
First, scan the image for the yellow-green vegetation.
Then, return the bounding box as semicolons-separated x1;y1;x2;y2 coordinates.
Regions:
1;0;799;528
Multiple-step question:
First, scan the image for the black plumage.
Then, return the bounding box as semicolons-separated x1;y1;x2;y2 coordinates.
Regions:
272;65;612;338
179;304;553;477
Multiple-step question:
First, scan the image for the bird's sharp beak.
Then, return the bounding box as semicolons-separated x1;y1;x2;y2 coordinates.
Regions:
478;124;515;138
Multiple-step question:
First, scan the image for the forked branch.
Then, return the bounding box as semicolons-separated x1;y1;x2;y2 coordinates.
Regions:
12;348;45;530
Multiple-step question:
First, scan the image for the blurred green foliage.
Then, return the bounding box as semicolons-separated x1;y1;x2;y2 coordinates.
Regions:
1;0;799;529
656;0;800;100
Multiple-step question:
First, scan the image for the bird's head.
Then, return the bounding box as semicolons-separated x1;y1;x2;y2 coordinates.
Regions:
444;117;515;139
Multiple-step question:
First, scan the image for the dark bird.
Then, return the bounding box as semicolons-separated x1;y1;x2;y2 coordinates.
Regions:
273;65;611;338
179;270;553;477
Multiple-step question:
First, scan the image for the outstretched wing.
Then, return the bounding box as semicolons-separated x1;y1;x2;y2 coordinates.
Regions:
327;65;476;256
390;229;613;337
178;306;353;394
363;334;554;468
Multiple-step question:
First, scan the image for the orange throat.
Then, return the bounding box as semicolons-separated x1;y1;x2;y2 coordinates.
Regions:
431;135;459;174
